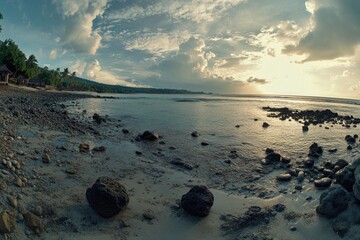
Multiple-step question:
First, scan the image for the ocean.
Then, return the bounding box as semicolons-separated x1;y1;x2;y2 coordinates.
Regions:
71;94;360;170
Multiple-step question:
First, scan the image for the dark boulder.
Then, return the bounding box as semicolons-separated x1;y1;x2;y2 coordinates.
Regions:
336;167;355;192
345;135;355;143
308;142;323;158
86;177;129;218
316;186;349;218
265;152;281;162
181;185;214;217
140;131;159;141
93;113;106;124
262;122;270;128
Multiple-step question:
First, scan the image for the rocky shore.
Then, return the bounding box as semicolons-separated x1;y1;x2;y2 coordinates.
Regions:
0;86;359;239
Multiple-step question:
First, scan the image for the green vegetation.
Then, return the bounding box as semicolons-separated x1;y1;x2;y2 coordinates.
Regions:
0;12;196;94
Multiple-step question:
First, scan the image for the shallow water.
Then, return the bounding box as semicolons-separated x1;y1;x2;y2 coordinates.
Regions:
72;94;360;166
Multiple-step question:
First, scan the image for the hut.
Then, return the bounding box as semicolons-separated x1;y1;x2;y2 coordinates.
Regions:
0;65;12;84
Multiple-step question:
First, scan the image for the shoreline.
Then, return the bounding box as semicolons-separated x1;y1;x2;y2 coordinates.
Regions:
0;85;358;239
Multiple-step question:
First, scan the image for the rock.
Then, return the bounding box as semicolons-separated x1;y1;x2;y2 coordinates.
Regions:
93;113;106;124
122;129;129;134
316;186;349;218
353;167;360;201
304;158;315;168
308;142;323;158
314;177;332;188
140;131;159;141
262;122;270;128
191;131;200;137
265;148;274;155
273;203;286;212
7;196;17;208
0;210;15;234
79;143;90;153
181;185;214;217
345;135;355;143
328;148;337;153
92;146;106;152
201;142;209;146
332;220;350;237
302;125;309;132
135;151;142;155
42;153;51;163
297;171;305;183
86;177;129;218
276;174;292;181
334;160;348;170
265;152;281;162
290;226;297;231
347;145;353;150
15;177;24;187
142;210;156;221
23;211;44;233
281;157;291;164
65;167;78;175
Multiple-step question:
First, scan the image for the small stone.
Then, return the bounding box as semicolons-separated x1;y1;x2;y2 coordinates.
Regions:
290;226;297;231
135;151;142;155
7;196;17;208
262;122;270;128
276;174;292;181
15;177;24;187
79;143;90;153
297;171;305;183
33;206;43;216
42;154;51;163
23;211;44;233
92;146;106;152
273;203;286;212
142;210;155;221
201;142;209;146
65;167;77;175
314;178;332;188
0;210;16;234
302;125;309;131
191;131;200;137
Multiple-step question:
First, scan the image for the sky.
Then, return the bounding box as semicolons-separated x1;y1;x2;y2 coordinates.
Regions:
1;0;360;98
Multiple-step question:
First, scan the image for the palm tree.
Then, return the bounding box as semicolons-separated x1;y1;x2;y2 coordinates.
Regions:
26;54;38;68
62;67;69;78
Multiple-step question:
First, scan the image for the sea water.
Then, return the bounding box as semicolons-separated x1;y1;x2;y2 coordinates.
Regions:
71;94;360;167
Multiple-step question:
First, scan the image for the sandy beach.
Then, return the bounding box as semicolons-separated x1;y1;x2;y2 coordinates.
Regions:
0;85;360;240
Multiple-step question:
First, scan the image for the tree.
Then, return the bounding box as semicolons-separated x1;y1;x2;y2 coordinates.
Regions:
62;67;69;78
0;39;27;75
25;54;40;79
0;12;3;33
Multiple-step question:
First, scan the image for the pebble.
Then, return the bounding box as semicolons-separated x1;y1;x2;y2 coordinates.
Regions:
276;173;292;181
290;226;297;231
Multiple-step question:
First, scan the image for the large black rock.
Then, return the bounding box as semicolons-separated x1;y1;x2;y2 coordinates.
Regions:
316;186;349;218
181;185;214;217
141;131;159;141
86;177;129;218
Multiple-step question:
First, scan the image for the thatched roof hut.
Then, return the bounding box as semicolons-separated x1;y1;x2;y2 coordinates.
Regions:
0;64;12;84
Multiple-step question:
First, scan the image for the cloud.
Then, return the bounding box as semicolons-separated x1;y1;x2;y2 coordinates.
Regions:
70;59;87;76
49;49;57;59
107;0;246;23
246;77;268;84
52;0;107;54
145;37;258;93
284;0;360;62
84;59;141;87
123;31;190;56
